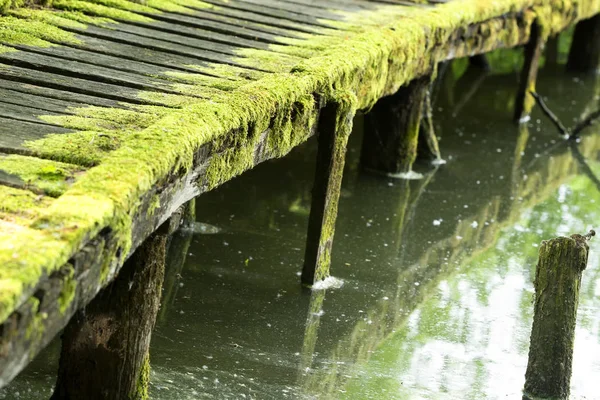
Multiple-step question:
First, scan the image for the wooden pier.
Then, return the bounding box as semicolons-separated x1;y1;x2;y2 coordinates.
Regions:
0;0;599;395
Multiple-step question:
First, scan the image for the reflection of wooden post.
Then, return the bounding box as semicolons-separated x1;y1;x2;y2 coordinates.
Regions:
567;15;600;73
361;76;430;176
515;21;545;123
523;233;592;400
297;290;326;379
52;226;170;400
302;94;355;285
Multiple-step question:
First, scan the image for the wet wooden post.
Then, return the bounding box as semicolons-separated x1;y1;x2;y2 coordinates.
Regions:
515;21;545;123
361;76;430;176
51;222;173;400
523;231;594;400
302;93;355;286
418;87;443;162
567;14;600;73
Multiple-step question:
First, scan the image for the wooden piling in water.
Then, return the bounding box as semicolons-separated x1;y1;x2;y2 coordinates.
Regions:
51;226;170;400
360;76;430;176
523;232;593;400
567;14;600;73
302;95;355;286
515;21;544;123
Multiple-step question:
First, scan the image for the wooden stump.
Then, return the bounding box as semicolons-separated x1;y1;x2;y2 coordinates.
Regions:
523;233;592;400
51;226;169;400
360;76;429;176
567;14;600;73
302;94;355;285
515;21;545;123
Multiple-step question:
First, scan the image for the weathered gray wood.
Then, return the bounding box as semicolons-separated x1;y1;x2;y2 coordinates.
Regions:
0;101;64;125
52;225;168;400
228;0;343;20
201;0;333;27
0;64;166;105
184;6;314;35
0;78;127;109
523;234;591;400
195;6;321;34
0;117;71;152
302;97;354;285
0;88;77;114
567;14;600;73
514;21;544;123
418;86;442;161
361;76;429;176
133;11;286;45
276;0;373;11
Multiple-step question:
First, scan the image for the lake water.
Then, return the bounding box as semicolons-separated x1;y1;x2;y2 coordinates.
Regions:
2;57;600;400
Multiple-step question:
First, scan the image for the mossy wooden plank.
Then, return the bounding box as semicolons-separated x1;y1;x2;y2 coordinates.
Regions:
0;185;54;223
275;0;374;12
223;0;343;20
0;117;71;152
0;78;126;108
0;64;167;105
0;153;84;196
200;0;333;27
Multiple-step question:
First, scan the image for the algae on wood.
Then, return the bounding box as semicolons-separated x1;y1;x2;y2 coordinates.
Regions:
523;232;593;400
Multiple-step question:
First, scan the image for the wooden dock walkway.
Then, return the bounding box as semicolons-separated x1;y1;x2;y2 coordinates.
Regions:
0;0;599;394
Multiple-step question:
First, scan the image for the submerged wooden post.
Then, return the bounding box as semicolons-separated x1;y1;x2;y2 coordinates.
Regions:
567;14;600;73
302;93;355;285
523;231;594;400
52;226;170;400
515;21;545;123
361;76;429;176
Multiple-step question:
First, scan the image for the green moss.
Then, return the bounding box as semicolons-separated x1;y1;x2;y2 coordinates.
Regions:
147;194;159;217
0;154;82;196
57;264;76;314
133;353;151;400
0;16;80;47
51;0;153;22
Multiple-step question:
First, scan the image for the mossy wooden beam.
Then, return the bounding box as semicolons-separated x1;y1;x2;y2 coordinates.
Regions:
514;20;545;123
360;76;430;177
302;93;355;285
567;14;600;73
523;233;592;400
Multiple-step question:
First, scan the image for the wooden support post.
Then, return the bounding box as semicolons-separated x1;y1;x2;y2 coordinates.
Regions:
514;21;544;123
545;34;560;67
52;227;169;400
567;14;600;73
302;95;355;286
361;76;429;176
523;232;593;400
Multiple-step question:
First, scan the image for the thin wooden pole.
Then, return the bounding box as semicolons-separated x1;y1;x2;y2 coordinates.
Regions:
523;232;593;400
302;94;355;286
418;87;443;162
567;14;600;73
361;76;430;176
514;21;545;123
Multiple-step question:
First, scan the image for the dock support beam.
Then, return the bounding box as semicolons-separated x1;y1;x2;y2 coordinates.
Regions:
567;14;600;73
523;234;591;400
52;226;169;400
302;94;355;286
361;76;430;176
515;21;544;123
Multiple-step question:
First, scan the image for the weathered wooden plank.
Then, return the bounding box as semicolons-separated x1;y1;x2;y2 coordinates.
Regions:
0;78;128;109
275;0;374;11
0;153;83;196
171;7;309;37
201;0;332;27
195;5;321;34
0;64;166;105
0;117;71;152
225;0;343;20
0;49;185;94
0;89;75;114
0;101;64;125
132;12;286;45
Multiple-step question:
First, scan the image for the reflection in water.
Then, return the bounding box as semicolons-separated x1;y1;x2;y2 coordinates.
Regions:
2;59;600;399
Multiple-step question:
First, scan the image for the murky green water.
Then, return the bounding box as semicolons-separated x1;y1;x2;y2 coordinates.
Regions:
2;58;600;399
